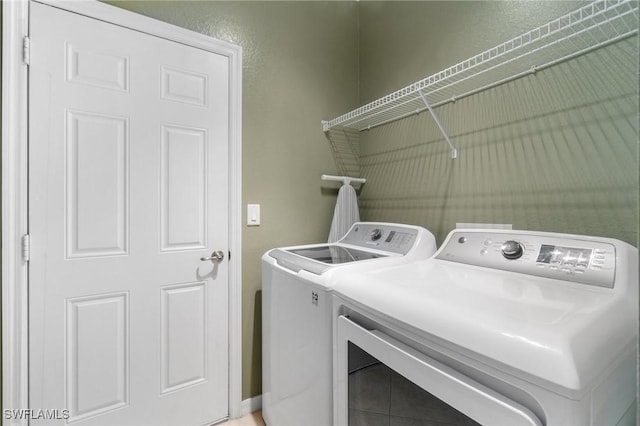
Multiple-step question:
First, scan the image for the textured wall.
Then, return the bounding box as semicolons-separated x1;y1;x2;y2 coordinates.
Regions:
106;1;359;400
357;1;639;246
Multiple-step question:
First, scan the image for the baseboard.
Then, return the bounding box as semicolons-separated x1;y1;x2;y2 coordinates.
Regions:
241;394;262;416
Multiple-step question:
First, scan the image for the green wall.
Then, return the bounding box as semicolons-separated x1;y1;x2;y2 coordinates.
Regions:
357;1;639;247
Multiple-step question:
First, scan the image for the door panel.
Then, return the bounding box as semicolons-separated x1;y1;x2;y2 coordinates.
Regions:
29;2;230;424
160;282;207;394
66;292;129;422
66;110;129;258
160;124;208;251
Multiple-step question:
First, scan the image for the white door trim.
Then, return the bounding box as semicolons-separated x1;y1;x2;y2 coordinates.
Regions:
2;0;243;421
2;1;30;421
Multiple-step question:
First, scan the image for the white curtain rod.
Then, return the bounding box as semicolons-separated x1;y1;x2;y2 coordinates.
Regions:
321;174;366;186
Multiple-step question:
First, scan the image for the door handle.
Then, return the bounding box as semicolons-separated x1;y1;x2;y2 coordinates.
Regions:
200;250;225;263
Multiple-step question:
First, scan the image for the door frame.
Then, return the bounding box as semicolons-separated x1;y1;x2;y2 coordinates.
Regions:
2;0;244;421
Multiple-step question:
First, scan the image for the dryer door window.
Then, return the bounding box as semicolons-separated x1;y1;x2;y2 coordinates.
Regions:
334;316;543;426
348;342;480;425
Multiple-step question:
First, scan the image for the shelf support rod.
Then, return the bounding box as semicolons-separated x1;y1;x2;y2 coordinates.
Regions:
418;89;457;159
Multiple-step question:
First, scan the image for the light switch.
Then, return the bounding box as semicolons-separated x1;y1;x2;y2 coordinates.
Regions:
247;204;260;226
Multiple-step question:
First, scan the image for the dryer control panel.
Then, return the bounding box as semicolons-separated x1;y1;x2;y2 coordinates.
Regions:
436;230;617;288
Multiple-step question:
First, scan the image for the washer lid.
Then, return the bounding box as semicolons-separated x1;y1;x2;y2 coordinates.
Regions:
288;245;386;264
333;258;638;396
268;246;387;275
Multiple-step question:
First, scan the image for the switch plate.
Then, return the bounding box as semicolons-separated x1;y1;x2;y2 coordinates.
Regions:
247;204;260;226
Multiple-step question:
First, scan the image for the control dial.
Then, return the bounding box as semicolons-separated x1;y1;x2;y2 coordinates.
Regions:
370;228;383;241
501;240;525;260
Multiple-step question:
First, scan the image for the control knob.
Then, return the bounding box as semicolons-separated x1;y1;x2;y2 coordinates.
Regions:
370;228;383;241
501;240;524;260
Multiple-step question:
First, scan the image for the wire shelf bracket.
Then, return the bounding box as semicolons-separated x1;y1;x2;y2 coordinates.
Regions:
418;90;458;159
321;0;639;159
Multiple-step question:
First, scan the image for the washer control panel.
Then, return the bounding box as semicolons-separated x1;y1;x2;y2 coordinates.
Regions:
340;223;419;255
437;230;616;288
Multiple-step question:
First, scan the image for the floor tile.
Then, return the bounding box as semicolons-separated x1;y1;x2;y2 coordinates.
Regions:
215;411;265;426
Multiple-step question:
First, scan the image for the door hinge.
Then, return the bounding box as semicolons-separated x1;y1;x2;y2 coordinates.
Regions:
22;234;30;262
22;36;31;66
228;251;231;261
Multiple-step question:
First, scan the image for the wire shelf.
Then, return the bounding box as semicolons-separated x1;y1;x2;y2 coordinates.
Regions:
322;0;639;133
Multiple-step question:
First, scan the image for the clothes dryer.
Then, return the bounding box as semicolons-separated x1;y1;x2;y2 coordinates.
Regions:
262;222;437;426
333;229;638;426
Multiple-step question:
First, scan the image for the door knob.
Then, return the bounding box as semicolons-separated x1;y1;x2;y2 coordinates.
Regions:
200;250;225;262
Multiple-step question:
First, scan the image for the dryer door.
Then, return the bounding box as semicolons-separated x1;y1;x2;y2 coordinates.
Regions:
334;316;543;426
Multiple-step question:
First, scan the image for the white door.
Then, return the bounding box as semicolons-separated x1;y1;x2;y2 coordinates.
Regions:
29;2;230;425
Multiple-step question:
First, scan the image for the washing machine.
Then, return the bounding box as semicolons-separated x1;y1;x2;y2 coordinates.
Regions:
332;229;638;426
262;222;437;426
